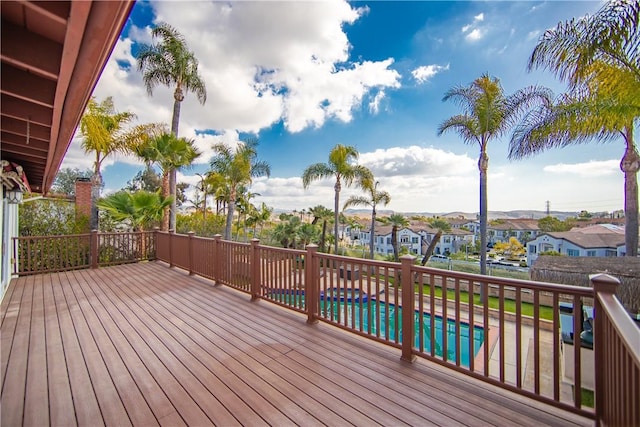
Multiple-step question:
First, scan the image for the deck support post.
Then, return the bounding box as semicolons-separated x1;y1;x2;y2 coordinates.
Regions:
305;244;319;324
251;239;261;301
169;229;175;268
90;229;98;269
188;232;195;275
591;273;619;426
400;255;416;363
213;234;222;286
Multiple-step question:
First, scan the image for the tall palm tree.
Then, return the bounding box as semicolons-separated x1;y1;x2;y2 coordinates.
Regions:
379;213;409;262
80;96;161;230
343;180;391;260
210;138;271;240
308;205;334;253
438;74;552;276
134;133;201;230
510;0;639;256
302;144;373;255
136;22;207;231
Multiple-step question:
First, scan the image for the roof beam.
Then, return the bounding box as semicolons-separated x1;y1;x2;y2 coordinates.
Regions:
0;19;62;80
1;64;56;107
1;115;51;141
1;94;53;127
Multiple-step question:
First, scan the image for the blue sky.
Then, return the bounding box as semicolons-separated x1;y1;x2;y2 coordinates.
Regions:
61;0;628;215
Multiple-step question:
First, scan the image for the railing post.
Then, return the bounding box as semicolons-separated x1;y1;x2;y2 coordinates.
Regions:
250;239;261;301
90;230;98;269
400;255;416;363
153;227;160;262
590;273;620;426
305;244;319;324
188;231;195;275
169;229;175;268
213;234;222;286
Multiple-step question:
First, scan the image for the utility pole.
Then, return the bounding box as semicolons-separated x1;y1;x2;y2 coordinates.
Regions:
545;200;550;216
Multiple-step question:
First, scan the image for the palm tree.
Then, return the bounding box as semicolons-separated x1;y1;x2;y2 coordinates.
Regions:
420;218;452;265
246;202;273;238
438;74;552;276
302;144;373;255
510;0;639;256
308;205;334;253
136;22;207;231
379;213;409;262
210;138;271;240
97;190;172;232
343;180;391;260
80;96;161;230
134;133;201;230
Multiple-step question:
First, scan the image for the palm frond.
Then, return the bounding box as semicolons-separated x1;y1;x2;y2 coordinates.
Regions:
302;163;334;188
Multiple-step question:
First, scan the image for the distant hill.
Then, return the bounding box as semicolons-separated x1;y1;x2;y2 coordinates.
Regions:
343;209;581;221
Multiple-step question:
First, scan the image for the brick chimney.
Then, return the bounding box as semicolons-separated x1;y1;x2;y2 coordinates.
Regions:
75;178;92;220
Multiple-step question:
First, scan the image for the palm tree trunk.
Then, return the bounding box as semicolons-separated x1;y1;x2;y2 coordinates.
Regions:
479;150;489;303
391;226;399;262
622;126;639;256
161;173;170;231
334;180;341;255
169;94;182;231
421;231;443;265
320;221;327;253
370;208;376;260
225;188;236;240
90;172;102;231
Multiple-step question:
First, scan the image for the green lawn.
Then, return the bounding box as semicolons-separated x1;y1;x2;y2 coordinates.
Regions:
416;284;555;321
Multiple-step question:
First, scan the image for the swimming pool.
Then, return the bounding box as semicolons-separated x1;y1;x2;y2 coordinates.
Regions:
270;289;484;367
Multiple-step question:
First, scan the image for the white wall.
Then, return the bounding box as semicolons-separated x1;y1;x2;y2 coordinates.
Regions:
1;192;19;300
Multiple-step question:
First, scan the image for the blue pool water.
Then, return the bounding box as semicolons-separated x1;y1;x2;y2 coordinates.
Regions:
271;289;484;367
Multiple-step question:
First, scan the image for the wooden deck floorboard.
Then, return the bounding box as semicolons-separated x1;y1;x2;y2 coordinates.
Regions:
1;262;592;426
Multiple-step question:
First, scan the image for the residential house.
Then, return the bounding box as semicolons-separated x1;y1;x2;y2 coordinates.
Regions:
415;224;475;256
527;224;626;266
488;218;540;245
372;225;422;256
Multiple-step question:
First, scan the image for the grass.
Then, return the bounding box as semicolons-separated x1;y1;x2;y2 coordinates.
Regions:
416;284;555;321
581;388;594;408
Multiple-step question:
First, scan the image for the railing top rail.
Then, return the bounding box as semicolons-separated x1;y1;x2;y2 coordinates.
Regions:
13;233;91;240
411;263;595;296
315;251;400;268
259;245;306;256
597;292;640;368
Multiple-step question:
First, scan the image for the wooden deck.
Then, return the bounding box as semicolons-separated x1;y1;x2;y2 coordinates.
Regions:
1;262;591;426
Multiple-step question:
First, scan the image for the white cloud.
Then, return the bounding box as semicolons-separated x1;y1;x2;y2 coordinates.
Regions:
543;160;619;177
411;64;450;84
358;146;475;178
527;30;541;40
461;12;486;42
92;1;402;138
465;28;484;41
368;90;386;114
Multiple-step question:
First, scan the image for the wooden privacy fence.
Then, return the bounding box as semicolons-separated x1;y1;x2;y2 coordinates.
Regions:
13;230;156;275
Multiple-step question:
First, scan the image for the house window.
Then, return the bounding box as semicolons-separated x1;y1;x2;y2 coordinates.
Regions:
529;245;537;254
567;249;580;257
386;237;392;244
411;237;419;244
400;236;409;243
587;250;596;257
605;250;617;257
443;237;451;243
411;249;418;254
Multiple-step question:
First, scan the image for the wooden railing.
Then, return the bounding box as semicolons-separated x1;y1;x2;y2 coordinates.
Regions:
15;230;640;423
13;230;156;275
593;274;640;427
